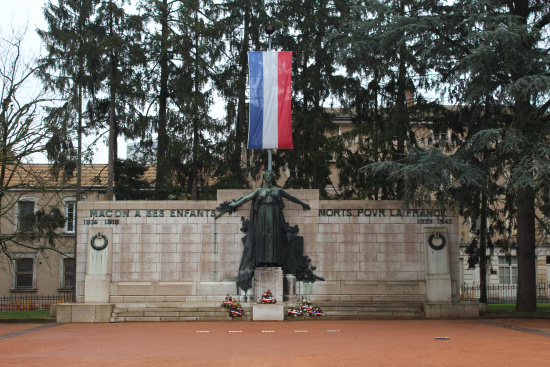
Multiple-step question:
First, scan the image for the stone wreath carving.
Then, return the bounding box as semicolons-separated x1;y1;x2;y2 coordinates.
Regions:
90;232;109;251
428;233;446;251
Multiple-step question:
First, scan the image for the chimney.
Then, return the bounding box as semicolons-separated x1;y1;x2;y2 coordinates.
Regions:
405;89;415;108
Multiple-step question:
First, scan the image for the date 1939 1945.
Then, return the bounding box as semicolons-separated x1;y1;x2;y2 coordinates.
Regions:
417;218;452;224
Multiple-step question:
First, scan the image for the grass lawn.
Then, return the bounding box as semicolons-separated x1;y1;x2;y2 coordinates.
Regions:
0;310;53;320
484;303;550;316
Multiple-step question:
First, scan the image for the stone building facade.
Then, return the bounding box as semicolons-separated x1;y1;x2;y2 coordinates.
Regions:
0;165;111;300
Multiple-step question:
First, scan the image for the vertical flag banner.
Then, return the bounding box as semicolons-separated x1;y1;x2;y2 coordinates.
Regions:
248;51;293;149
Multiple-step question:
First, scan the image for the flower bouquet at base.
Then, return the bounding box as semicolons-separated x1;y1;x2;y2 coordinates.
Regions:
287;305;302;317
221;294;236;308
307;306;325;317
299;299;325;317
300;299;312;314
228;302;246;317
259;289;277;304
221;294;245;317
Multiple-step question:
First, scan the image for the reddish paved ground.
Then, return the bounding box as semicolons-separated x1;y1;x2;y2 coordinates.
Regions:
0;323;42;336
0;319;549;366
492;318;550;333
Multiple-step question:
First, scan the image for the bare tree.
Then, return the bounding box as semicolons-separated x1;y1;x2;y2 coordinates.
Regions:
0;27;65;260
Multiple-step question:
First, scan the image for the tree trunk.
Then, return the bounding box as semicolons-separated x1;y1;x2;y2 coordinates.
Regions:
516;187;537;312
0;89;8;235
479;191;488;303
394;34;408;199
156;0;169;193
232;2;250;177
106;0;116;201
73;83;83;301
191;19;200;200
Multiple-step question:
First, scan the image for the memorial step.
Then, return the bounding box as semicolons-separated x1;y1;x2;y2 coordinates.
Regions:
110;302;253;322
110;301;425;322
286;301;425;319
110;316;234;322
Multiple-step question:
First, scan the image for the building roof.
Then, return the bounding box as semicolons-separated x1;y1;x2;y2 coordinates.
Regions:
4;164;156;190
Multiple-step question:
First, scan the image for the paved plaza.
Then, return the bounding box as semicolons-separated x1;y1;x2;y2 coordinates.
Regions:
0;319;549;366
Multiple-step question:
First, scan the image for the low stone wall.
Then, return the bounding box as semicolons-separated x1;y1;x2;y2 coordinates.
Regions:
424;302;480;319
76;190;460;306
57;303;114;323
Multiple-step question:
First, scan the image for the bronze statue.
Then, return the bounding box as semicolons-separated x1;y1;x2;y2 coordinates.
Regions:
217;170;310;292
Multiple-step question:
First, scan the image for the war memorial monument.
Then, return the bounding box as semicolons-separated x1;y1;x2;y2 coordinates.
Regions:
56;183;478;322
56;46;478;322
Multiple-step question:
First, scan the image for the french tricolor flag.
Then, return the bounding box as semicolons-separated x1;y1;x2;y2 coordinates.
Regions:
248;51;293;149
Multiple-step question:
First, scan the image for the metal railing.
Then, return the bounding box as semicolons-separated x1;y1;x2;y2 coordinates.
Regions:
0;294;73;311
461;283;550;304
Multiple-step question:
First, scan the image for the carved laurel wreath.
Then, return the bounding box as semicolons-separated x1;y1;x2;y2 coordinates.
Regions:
215;200;238;219
428;233;446;251
90;232;109;251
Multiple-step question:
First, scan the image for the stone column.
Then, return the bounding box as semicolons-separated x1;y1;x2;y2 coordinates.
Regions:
424;228;451;302
84;228;113;303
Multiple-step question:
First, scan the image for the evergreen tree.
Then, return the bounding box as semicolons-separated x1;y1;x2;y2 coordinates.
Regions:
353;0;550;310
414;0;550;311
271;0;351;196
360;106;514;303
39;0;105;301
332;0;510;301
95;0;145;200
137;0;223;199
331;0;459;200
456;0;550;312
39;0;101;203
138;0;175;195
214;0;266;188
170;0;225;199
114;159;152;199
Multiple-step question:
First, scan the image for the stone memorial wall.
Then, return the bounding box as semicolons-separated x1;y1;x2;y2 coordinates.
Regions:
76;189;460;304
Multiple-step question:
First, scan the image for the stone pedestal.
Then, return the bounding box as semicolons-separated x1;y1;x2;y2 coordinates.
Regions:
252;304;284;321
84;275;112;303
254;267;283;303
284;274;297;302
253;267;284;321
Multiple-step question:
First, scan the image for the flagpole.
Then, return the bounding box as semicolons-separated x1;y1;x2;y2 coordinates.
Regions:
266;25;274;171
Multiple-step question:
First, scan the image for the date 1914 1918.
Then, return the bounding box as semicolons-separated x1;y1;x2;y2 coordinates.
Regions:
417;218;452;224
84;219;119;225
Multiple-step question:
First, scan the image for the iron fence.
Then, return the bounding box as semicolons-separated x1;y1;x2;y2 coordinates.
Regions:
0;294;73;311
461;283;550;304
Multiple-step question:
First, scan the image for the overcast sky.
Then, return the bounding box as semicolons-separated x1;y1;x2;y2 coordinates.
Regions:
3;1;46;50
